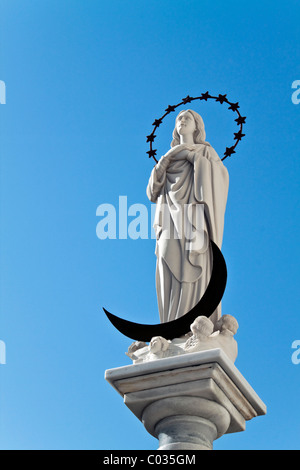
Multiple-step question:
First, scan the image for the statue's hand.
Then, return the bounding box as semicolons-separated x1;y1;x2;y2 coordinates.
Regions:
157;144;196;171
161;147;179;160
163;144;192;160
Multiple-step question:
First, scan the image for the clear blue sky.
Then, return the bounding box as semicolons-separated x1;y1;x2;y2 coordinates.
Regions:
0;0;299;450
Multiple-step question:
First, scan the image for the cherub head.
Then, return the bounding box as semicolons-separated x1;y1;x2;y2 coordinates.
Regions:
217;314;239;335
149;336;170;354
190;316;214;339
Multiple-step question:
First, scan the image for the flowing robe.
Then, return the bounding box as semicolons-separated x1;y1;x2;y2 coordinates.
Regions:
146;144;229;325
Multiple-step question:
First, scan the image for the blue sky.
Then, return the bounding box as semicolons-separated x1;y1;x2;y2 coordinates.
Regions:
0;0;300;450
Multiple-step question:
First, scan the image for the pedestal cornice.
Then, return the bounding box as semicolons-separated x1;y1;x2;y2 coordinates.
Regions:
105;348;266;449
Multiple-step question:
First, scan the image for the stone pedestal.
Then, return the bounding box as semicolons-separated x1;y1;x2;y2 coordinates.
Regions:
105;348;266;450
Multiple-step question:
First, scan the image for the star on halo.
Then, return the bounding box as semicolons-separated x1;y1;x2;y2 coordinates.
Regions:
200;91;211;101
152;118;163;128
234;130;245;142
147;149;157;159
224;146;236;158
182;95;193;104
215;94;228;104
228;102;240;112
146;134;156;143
235;116;246;125
165;105;176;113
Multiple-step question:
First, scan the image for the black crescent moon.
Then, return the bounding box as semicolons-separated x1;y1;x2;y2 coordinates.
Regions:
103;240;227;342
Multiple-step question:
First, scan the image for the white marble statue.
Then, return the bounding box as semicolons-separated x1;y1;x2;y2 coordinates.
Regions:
146;109;229;325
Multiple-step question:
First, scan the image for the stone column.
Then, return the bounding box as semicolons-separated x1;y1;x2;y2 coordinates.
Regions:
105;348;266;450
143;396;231;450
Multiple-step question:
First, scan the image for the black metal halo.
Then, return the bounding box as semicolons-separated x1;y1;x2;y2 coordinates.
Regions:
146;92;246;164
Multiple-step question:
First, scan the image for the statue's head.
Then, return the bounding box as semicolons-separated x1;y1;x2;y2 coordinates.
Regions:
190;316;214;338
171;109;206;147
217;314;239;335
149;336;169;353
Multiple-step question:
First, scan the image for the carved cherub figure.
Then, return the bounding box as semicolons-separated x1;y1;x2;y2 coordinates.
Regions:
184;316;214;351
148;336;170;358
215;314;239;336
212;314;239;361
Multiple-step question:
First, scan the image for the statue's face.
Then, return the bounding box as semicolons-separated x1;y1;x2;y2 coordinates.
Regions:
176;111;196;137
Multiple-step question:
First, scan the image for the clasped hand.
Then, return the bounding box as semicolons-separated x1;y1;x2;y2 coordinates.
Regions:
162;144;197;161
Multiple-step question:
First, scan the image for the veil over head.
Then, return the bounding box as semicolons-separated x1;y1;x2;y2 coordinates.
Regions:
171;109;210;148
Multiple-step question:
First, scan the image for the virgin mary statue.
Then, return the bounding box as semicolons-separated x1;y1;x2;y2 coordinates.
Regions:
146;109;229;326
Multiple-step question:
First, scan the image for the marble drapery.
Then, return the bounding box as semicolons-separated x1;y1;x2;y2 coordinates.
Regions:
147;143;229;325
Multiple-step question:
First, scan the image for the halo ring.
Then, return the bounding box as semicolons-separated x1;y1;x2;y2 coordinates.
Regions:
146;92;246;163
